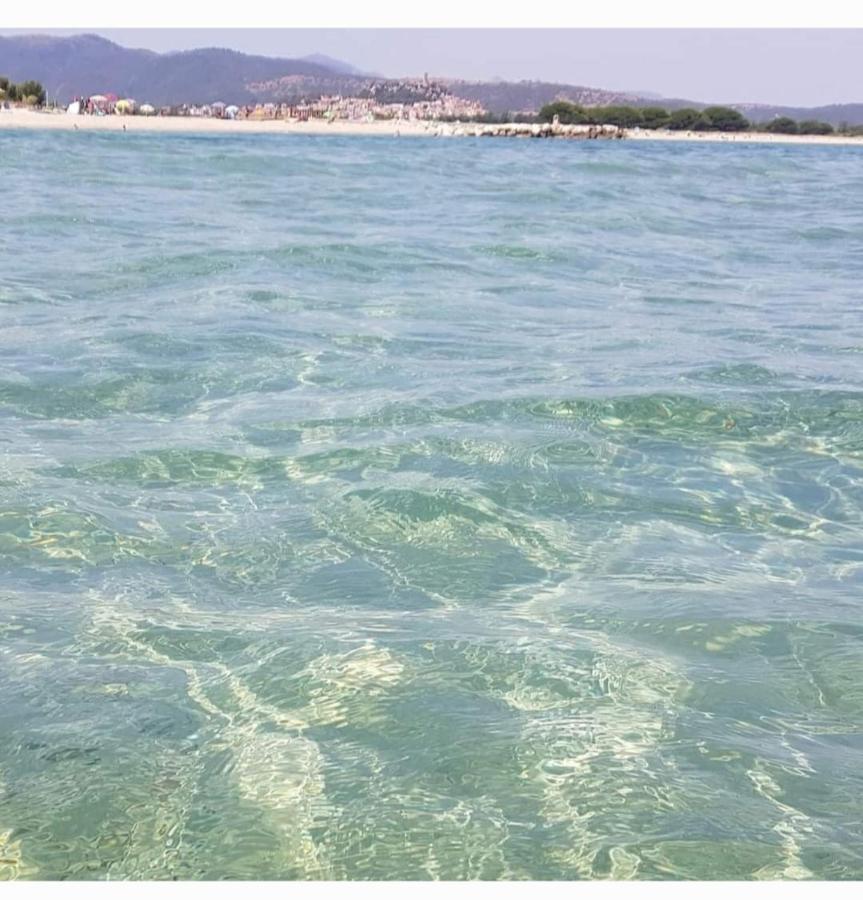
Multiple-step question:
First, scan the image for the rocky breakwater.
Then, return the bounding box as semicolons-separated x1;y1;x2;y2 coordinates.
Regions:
430;122;625;139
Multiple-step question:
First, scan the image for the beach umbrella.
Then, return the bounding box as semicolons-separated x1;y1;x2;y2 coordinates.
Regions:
139;104;155;116
225;105;239;119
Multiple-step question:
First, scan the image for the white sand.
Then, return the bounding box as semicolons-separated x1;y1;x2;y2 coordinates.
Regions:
1;107;861;146
627;128;863;147
0;108;434;137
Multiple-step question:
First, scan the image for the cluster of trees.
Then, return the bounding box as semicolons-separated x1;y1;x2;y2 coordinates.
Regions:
537;101;749;131
0;76;46;106
763;116;835;135
437;110;539;124
537;100;836;135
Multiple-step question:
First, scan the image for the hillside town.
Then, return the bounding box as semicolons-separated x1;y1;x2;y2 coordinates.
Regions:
4;74;857;140
61;78;486;123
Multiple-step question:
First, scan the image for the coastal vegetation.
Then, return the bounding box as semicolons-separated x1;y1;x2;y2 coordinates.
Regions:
0;76;46;106
798;120;835;135
666;108;707;130
538;100;836;135
765;117;836;135
699;106;750;131
765;116;801;134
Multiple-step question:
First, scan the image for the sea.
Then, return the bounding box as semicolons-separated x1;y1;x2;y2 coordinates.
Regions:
1;129;863;880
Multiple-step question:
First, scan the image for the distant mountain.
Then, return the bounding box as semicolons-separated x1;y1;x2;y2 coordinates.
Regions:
443;80;645;113
2;33;862;125
299;53;371;77
733;101;863;127
443;82;709;115
0;33;344;105
452;80;863;125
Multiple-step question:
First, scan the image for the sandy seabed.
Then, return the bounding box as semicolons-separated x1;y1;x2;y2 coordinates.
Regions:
1;107;862;146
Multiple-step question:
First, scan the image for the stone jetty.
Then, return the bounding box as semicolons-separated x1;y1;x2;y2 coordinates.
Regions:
430;122;625;140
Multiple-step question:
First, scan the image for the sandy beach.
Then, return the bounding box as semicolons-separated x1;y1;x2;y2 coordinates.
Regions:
0;107;433;137
1;107;862;146
626;128;863;147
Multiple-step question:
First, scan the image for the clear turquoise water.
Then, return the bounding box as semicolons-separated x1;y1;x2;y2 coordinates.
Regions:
2;130;863;880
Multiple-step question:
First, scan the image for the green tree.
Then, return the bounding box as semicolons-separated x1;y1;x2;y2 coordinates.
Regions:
639;106;671;129
764;116;799;134
538;100;586;125
701;106;750;131
593;105;644;128
797;120;834;135
667;108;707;131
16;80;46;106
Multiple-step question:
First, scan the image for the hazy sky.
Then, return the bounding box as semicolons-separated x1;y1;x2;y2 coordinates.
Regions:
3;29;862;106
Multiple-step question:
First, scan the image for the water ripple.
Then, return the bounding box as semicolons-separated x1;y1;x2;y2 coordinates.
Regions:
2;132;863;879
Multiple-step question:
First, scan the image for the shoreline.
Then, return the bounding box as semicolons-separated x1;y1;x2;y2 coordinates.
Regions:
0;109;432;137
1;108;862;146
